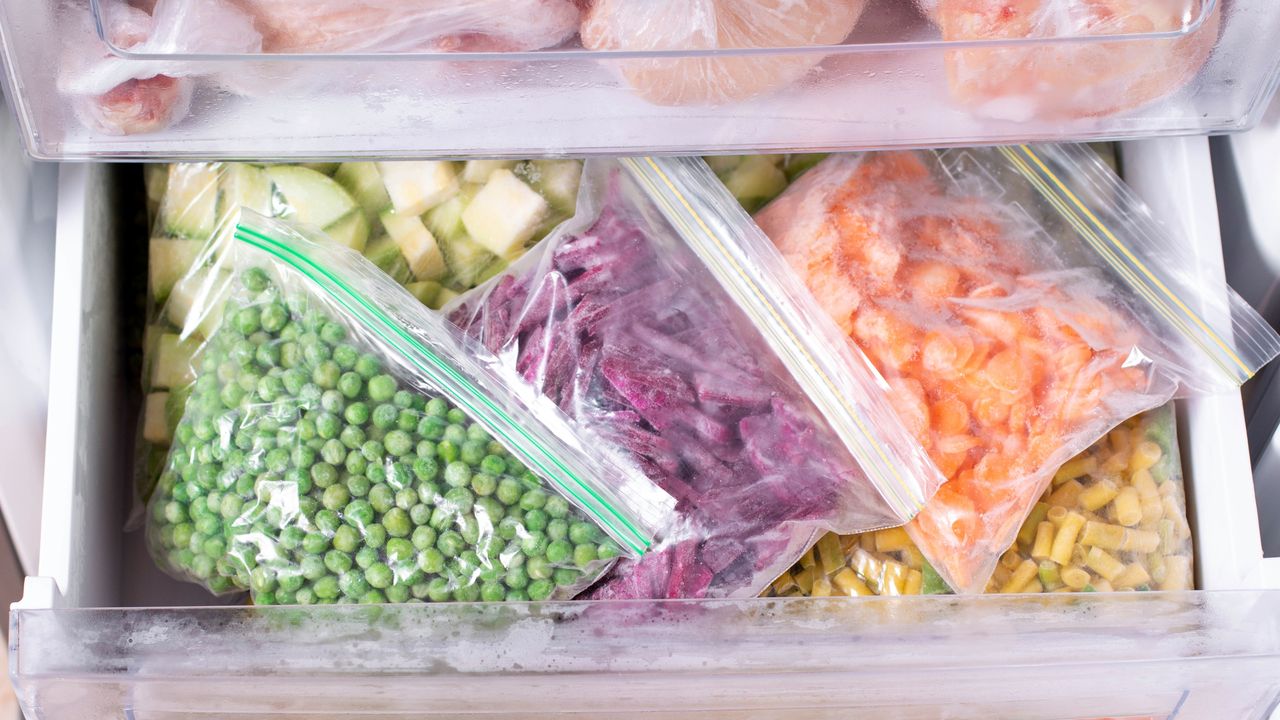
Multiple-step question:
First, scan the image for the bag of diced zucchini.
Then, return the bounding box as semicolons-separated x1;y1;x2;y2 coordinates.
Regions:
767;404;1193;597
448;157;945;600
146;211;671;604
139;159;581;518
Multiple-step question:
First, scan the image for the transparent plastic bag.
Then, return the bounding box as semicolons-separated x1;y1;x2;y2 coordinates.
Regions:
145;212;672;604
925;0;1221;120
580;0;868;105
448;157;943;599
755;146;1280;593
138;159;581;515
767;404;1193;596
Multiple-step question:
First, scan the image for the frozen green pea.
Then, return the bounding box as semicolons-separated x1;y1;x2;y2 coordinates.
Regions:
319;322;346;345
313;575;340;600
410;503;432;527
355;546;379;569
443;462;471;488
321;483;350;511
332;344;357;370
301;555;327;581
360;590;386;604
418;547;445;574
546;539;572;565
458;515;480;545
364;523;387;549
480;581;506;602
479;455;507;477
347;474;371;498
385;583;411;604
497;516;522;541
320;389;345;414
446;408;467;425
367;374;397;402
425;577;451;602
526;556;552;581
568;522;598;546
527;579;554;601
460;441;486;466
384;430;413;457
442;425;467;446
242;267;270;292
332;524;360;553
394;487;417;510
573;544;598;569
344;499;375;529
315;412;340;439
364;563;393;589
250;566;277;593
361;440;384;463
524;508;548;533
302;532;330;555
312;360;340;389
396;410;417;433
437;530;464;558
418;416;446;440
412;456;439;482
344;402;370;426
324;549;353;575
505;589;529;602
495;478;523;506
372;404;399;429
444;487;474;515
474;497;505;524
505;567;532;590
425;397;448;417
383;507;412;537
234;307;261;335
521;533;549;559
365;462;386;484
386;538;415;566
311;462;338;489
546;519;568;542
279;525;306;550
339;425;365;450
339;571;369;599
344;451;368;475
368;484;395;513
520;489;548;511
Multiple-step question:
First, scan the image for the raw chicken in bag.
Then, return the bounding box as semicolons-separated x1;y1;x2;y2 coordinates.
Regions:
449;157;943;599
146;212;673;604
756;146;1280;593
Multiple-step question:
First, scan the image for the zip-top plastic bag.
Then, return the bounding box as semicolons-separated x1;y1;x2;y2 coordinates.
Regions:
767;403;1193;596
755;146;1280;593
145;211;672;604
140;159;582;516
448;157;943;599
921;0;1221;121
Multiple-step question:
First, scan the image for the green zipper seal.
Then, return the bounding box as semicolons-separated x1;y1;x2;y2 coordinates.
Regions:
233;223;651;555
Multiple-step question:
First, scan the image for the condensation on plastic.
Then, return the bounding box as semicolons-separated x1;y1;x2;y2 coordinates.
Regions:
447;157;942;600
144;212;673;603
754;145;1280;594
2;1;1277;156
11;593;1280;719
768;403;1194;597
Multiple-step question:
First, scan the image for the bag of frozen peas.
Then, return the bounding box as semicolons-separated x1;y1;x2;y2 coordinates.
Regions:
755;145;1280;593
768;404;1194;596
448;156;943;599
139;159;581;515
145;211;671;604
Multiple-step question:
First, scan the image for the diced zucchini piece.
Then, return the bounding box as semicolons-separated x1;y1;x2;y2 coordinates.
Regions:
265;165;357;229
166;269;230;339
424;195;467;243
144;392;172;445
377;161;459;217
158;164;220;240
430;287;461;311
527;160;582;214
463;160;517;184
724;156;788;213
704;156;744;175
149;238;204;303
441;235;495;288
144;164;169;224
381;210;446;281
462;169;549;257
782;153;827;181
475;256;509;285
152;333;200;389
323;210;370;253
405;280;442;307
335;162;392;223
362;236;415;286
218;163;275;220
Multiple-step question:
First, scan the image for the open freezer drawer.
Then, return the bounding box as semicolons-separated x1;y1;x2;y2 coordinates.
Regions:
11;138;1280;719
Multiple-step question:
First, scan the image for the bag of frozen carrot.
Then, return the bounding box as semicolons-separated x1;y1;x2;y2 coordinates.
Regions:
447;157;944;599
755;146;1280;594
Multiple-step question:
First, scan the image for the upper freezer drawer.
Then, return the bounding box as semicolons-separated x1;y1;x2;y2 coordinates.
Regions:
4;0;1280;159
11;138;1280;719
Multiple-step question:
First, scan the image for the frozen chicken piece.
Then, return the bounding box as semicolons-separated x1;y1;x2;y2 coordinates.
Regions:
58;0;261;135
229;0;581;53
931;0;1221;119
581;0;868;105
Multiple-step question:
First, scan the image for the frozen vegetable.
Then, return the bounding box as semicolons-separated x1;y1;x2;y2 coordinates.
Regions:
927;0;1220;120
147;214;670;604
580;0;867;104
138;160;580;509
706;154;827;213
755;147;1279;593
768;405;1192;596
450;157;941;599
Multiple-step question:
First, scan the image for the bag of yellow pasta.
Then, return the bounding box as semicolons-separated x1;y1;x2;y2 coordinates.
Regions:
767;403;1192;596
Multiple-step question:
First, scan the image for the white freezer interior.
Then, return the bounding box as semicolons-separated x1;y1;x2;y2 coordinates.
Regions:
11;137;1280;719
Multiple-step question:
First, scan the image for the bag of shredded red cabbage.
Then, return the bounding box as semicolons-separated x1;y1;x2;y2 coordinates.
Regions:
447;157;943;599
146;211;673;604
755;146;1280;593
